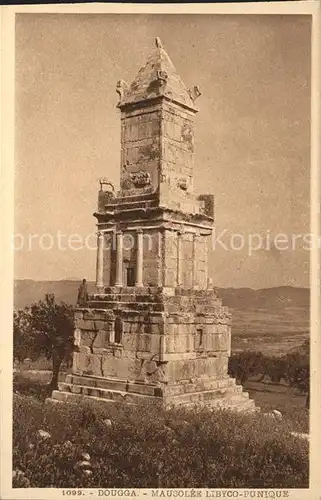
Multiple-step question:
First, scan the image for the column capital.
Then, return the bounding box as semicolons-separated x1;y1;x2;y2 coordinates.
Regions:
137;228;143;234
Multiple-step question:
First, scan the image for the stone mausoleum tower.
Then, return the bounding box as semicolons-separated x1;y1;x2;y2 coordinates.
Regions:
51;39;254;411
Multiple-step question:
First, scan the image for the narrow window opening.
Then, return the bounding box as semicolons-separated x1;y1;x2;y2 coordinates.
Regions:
196;328;204;348
114;316;123;344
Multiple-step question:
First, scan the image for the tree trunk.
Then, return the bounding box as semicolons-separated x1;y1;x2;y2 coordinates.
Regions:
50;349;63;390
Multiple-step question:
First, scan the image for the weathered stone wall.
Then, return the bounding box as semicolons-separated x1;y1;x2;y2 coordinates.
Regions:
194;235;208;289
74;306;165;381
163;230;178;287
120;106;161;194
162;230;209;289
142;230;160;286
160;102;194;206
73;288;231;387
180;232;194;288
72;351;229;387
118;100;209;217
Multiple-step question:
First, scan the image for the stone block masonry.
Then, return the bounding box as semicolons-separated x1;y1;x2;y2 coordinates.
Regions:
50;286;254;411
49;38;255;412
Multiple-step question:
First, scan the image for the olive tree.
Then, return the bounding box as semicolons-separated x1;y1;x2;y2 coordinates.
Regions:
13;294;75;390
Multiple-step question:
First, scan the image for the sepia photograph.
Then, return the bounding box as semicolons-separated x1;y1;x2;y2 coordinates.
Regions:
1;3;320;497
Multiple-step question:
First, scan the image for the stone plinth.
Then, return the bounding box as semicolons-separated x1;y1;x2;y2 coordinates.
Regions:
49;287;255;412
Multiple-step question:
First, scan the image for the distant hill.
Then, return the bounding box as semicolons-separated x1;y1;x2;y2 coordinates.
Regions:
14;279;94;310
14;279;309;311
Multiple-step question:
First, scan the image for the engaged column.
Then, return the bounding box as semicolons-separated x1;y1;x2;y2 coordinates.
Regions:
96;231;104;292
115;231;123;287
135;229;144;287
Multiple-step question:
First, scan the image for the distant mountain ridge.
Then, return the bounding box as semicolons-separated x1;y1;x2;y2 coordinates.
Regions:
14;279;309;311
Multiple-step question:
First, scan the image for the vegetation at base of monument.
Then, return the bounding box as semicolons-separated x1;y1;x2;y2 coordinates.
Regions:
228;341;310;408
13;294;74;390
12;300;310;488
13;395;308;489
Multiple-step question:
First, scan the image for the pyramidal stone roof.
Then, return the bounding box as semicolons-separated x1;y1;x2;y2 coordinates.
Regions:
116;38;199;112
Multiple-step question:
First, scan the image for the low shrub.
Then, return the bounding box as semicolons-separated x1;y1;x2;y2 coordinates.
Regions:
13;395;309;489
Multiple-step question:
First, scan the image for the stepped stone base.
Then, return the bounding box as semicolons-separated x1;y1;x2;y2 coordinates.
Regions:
48;373;255;412
49;286;256;413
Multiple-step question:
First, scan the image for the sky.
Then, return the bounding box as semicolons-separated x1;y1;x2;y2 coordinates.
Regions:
14;13;311;288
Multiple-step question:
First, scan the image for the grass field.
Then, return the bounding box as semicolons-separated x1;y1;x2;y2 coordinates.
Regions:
13;351;309;487
13;392;309;488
